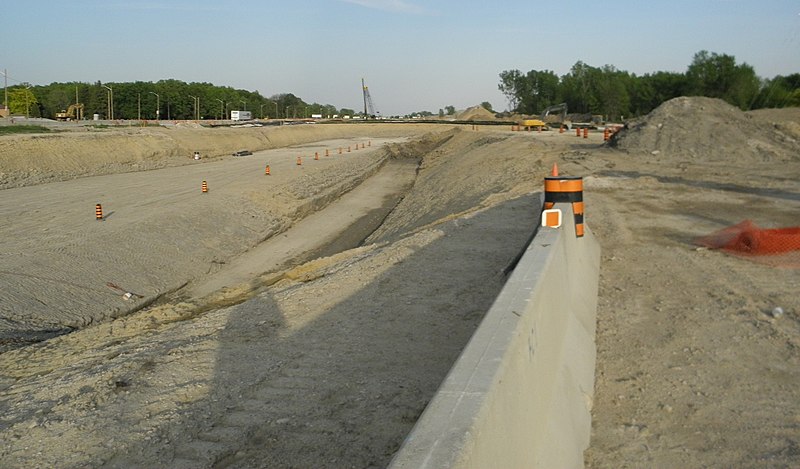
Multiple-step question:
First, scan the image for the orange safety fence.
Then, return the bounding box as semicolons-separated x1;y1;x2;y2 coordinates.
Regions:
694;220;800;268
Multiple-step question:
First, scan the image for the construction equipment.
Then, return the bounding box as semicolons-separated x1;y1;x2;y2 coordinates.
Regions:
362;78;378;119
541;103;571;130
55;103;85;121
519;118;547;130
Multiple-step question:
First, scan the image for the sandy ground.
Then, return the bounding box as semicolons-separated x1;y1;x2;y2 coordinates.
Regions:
1;103;799;468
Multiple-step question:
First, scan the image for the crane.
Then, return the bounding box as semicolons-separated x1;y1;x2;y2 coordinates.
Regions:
362;78;378;119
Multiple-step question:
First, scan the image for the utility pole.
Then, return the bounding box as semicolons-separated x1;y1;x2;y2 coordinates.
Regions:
362;78;368;117
25;85;31;118
3;69;7;113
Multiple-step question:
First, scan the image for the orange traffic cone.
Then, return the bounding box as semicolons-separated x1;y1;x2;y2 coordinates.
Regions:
551;163;559;177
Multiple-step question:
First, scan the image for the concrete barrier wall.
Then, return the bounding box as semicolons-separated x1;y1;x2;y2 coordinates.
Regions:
388;200;601;469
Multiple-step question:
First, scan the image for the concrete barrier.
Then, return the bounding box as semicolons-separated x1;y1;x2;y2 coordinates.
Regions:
388;198;601;469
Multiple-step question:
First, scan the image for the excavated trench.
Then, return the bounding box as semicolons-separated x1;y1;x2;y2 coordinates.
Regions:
0;133;452;352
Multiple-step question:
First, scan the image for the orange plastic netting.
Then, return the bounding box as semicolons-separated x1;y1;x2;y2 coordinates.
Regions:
694;220;800;268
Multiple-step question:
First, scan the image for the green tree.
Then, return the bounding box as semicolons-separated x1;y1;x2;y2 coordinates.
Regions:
561;61;599;114
594;65;631;121
8;86;37;116
754;73;800;108
480;101;493;112
498;69;560;114
686;50;759;109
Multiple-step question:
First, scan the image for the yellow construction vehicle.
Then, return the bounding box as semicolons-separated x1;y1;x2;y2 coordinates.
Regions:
519;118;547;130
55;103;85;121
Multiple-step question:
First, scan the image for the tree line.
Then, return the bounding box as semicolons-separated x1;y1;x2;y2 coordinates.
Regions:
3;79;356;120
498;50;800;120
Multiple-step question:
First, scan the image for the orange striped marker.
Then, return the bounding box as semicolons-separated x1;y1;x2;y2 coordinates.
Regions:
544;170;584;238
265;164;271;175
314;151;319;160
202;180;208;193
95;203;103;221
576;128;581;137
347;146;351;152
296;156;302;165
361;142;365;149
583;128;588;139
368;140;371;147
325;149;329;157
559;126;564;134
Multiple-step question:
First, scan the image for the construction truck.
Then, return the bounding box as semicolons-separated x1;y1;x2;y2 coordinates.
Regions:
55;103;85;121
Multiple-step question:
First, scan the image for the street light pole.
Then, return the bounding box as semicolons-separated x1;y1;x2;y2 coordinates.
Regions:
274;102;278;120
102;85;113;120
215;98;223;120
148;91;160;120
189;95;199;120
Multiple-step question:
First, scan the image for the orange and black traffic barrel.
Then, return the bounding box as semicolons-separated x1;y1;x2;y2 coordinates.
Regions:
95;203;103;221
544;175;584;237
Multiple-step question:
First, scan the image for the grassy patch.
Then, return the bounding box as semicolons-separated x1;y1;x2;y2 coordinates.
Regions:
0;125;53;135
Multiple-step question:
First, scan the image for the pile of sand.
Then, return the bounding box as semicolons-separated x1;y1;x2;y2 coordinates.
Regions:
612;96;800;163
456;105;496;121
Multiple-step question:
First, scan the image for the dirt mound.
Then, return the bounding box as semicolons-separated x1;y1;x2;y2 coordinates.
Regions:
612;97;800;164
457;105;496;121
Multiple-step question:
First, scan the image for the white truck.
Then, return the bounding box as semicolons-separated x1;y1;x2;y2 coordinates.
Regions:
230;110;252;121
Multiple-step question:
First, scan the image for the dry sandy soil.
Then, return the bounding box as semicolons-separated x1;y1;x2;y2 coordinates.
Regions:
0;99;799;468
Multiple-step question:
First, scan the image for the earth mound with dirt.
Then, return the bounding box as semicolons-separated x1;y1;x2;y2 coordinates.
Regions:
612;96;800;163
456;105;496;121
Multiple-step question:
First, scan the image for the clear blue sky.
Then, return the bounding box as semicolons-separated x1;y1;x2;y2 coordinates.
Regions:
2;0;798;116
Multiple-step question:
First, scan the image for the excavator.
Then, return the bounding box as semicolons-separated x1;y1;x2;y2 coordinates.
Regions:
540;103;571;130
518;103;571;131
55;103;85;121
